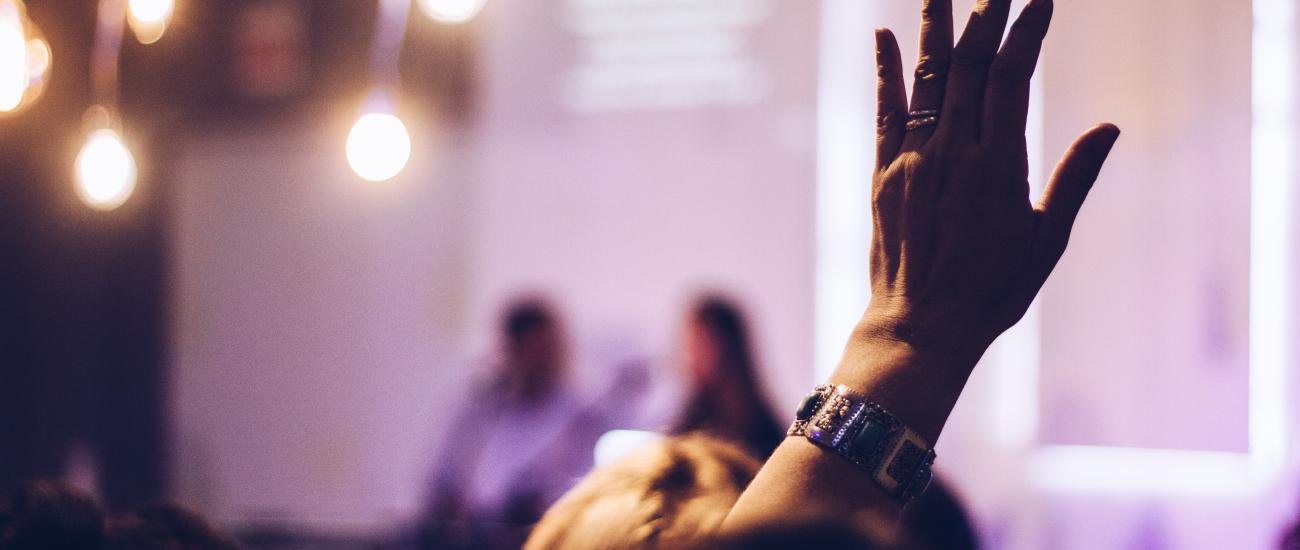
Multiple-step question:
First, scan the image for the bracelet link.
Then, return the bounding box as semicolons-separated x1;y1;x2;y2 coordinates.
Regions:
787;384;936;503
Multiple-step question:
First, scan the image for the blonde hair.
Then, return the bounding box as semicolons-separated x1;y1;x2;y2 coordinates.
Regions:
524;434;762;550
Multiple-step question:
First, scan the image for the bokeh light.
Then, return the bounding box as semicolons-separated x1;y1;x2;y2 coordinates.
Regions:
128;0;174;44
417;0;485;24
0;0;50;115
346;112;411;182
75;128;138;211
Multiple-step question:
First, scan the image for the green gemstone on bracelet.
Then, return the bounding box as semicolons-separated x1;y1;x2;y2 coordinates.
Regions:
852;419;889;452
796;392;822;420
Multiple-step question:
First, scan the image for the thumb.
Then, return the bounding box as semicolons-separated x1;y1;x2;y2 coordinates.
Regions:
1037;123;1121;253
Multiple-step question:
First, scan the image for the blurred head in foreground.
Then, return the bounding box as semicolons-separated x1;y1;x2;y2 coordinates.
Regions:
104;502;238;550
674;295;784;458
0;480;104;550
524;434;760;549
0;480;237;550
525;434;908;549
900;475;978;550
1282;504;1300;549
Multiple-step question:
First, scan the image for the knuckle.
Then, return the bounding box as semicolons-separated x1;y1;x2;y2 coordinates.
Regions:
876;108;902;130
871;185;892;205
901;152;925;174
877;60;899;80
986;58;1028;85
950;45;996;72
872;176;903;205
913;56;949;84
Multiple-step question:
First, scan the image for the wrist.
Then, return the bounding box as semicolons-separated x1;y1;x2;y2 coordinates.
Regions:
830;313;988;444
854;297;999;360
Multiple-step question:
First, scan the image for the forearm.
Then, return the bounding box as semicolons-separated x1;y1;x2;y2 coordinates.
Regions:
720;317;981;532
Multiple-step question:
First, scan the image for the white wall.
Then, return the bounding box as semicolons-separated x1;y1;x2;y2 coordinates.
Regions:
171;121;474;529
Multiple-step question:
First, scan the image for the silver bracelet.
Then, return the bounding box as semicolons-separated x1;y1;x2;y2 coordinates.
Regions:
788;384;936;503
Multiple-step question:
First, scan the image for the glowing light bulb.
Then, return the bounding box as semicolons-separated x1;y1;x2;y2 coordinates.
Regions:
417;0;485;24
128;0;173;44
0;10;26;112
75;128;138;211
0;0;49;115
346;110;411;182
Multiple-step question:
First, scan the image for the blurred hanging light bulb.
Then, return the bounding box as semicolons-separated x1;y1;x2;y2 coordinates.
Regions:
76;129;137;210
0;0;51;115
75;108;137;211
127;0;173;45
0;6;25;111
346;93;411;182
417;0;485;24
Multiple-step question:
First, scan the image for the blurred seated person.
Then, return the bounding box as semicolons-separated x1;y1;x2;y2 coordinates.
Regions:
420;297;594;548
670;296;784;460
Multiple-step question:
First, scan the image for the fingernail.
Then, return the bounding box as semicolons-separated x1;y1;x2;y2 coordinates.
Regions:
875;28;890;50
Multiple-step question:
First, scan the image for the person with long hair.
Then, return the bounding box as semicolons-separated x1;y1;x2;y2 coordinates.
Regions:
672;296;784;460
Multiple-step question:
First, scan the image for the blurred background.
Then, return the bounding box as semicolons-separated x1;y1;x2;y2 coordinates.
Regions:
0;0;1297;548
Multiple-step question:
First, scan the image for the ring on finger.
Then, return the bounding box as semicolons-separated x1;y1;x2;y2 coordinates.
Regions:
905;110;941;131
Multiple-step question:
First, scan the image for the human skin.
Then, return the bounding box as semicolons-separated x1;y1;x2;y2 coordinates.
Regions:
722;0;1121;530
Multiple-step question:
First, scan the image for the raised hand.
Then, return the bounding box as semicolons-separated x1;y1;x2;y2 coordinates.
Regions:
723;0;1120;530
864;0;1120;359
